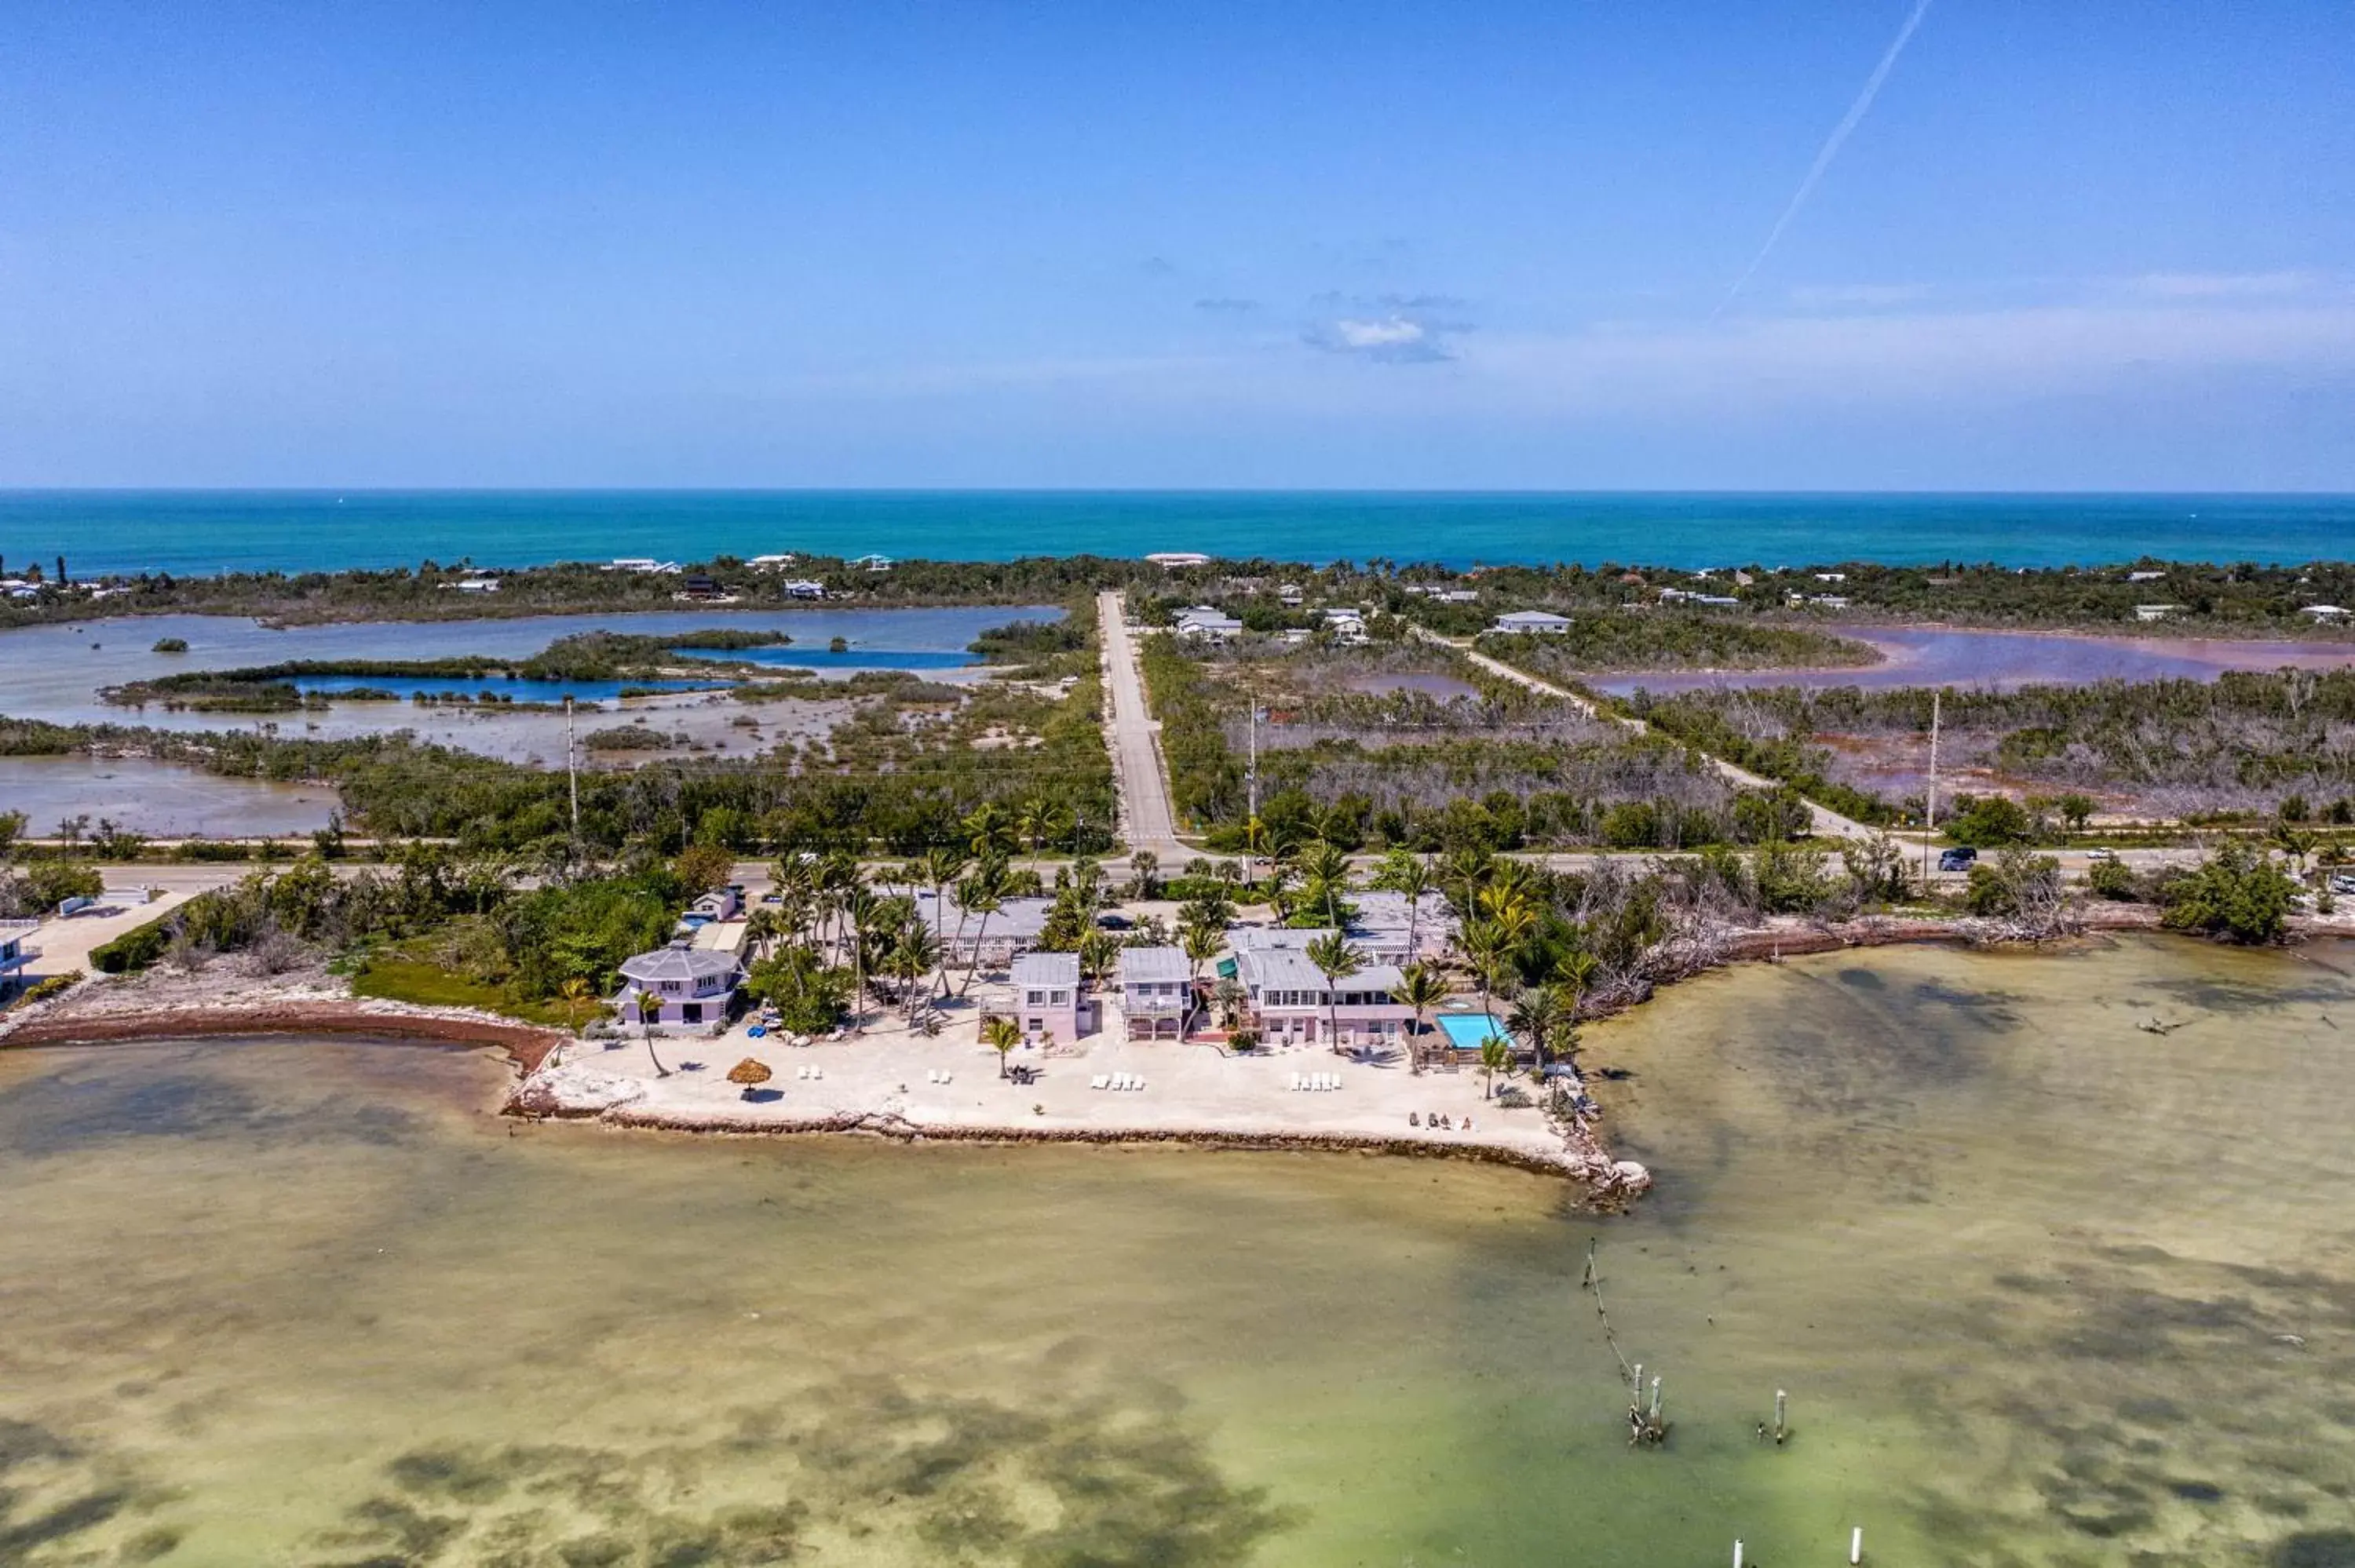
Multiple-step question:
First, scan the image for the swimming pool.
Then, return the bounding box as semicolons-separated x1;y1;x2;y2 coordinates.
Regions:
1436;1014;1509;1050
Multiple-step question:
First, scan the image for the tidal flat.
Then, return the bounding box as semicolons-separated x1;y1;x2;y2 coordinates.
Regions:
2;935;2352;1566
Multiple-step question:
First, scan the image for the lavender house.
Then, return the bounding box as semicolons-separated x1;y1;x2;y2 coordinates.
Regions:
616;939;746;1029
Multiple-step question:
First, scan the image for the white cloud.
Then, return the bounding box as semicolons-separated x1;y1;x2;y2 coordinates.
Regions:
1304;314;1459;364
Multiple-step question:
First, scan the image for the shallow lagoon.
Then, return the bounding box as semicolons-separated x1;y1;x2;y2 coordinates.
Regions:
3;935;2352;1565
0;605;1051;764
1594;624;2355;696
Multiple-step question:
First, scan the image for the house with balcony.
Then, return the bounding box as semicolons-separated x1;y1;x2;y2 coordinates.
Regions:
1009;950;1090;1043
1232;946;1412;1052
1115;946;1192;1041
885;888;1054;969
615;939;746;1029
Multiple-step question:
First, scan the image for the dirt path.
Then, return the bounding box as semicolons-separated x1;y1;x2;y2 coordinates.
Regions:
1419;625;1876;840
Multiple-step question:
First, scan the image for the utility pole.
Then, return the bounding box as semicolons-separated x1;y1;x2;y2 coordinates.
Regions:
1922;689;1941;888
564;695;581;835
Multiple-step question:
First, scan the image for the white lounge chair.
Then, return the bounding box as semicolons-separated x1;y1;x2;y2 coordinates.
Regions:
940;1072;951;1085
1290;1074;1303;1091
1090;1074;1109;1090
796;1065;810;1080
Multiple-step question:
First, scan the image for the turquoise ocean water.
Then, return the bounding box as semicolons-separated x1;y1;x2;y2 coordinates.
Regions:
2;490;2350;576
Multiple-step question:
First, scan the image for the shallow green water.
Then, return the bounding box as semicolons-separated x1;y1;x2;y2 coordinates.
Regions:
3;935;2353;1566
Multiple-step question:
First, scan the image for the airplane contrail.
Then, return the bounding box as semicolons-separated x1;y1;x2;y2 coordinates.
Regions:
1714;0;1936;319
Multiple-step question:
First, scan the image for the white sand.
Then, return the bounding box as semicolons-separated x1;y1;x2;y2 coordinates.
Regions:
512;997;1647;1191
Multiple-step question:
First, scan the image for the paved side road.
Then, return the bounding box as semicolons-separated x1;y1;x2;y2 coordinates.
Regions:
1097;589;1188;860
1419;626;1877;841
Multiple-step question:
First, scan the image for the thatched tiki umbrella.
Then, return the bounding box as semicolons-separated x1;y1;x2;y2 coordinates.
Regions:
725;1058;774;1100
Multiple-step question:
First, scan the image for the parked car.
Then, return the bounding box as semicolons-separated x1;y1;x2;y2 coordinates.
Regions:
2331;873;2355;896
2086;847;2119;862
1937;848;1978;873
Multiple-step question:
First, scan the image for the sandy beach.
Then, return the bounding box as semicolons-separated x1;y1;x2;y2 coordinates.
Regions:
508;1007;1645;1190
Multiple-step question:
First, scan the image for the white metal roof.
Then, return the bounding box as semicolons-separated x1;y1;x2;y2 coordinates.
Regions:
1115;946;1189;984
1010;950;1079;988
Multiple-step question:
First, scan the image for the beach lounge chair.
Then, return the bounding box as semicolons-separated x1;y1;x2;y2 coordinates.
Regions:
1290;1074;1303;1091
796;1065;810;1080
940;1071;951;1085
1090;1074;1108;1090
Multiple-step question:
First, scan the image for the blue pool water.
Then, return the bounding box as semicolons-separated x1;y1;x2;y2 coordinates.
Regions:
1437;1014;1509;1049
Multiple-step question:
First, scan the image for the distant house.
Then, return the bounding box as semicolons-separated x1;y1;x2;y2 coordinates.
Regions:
1145;551;1213;567
616;940;746;1028
1810;595;1850;609
447;576;501;593
1010;950;1086;1043
781;578;826;600
1320;607;1370;645
1174;605;1243;640
1234;946;1411;1051
685;886;742;924
1115;946;1192;1041
2133;603;2182;622
1658;587;1740;607
1813;572;1847;583
679;573;728;600
1490;610;1572;636
749;553;798;569
608;558;682;575
2127;570;2168;582
853;553;894;572
1433;588;1478;604
887;888;1054;968
2299;604;2350;622
1277;583;1304;607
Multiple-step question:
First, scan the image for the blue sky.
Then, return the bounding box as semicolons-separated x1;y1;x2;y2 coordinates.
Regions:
2;2;2350;489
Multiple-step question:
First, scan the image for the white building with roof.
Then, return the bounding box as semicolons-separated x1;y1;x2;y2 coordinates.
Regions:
1174;605;1243;640
1232;945;1412;1051
1114;946;1192;1041
616;939;747;1029
1008;950;1089;1043
1490;610;1572;636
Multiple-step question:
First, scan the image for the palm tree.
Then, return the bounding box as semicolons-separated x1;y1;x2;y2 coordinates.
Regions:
1299;840;1352;929
742;907;782;963
1443;844;1495;921
918;845;969;995
636;990;668;1078
842;884;885;1034
889;920;940;1023
1554;950;1599;1021
963;802;1016;859
1127;850;1159;900
1304;931;1364;1056
1507;983;1565;1071
1079;929;1120;986
1459;918;1512;1034
1378;851;1436;959
560;975;597;1037
954;855;1013;998
1394;962;1450;1075
1478;1033;1511;1100
983;1015;1023;1078
1179;921;1223;1038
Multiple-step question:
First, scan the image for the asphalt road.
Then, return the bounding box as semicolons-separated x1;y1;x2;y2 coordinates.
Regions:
1097;589;1187;861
